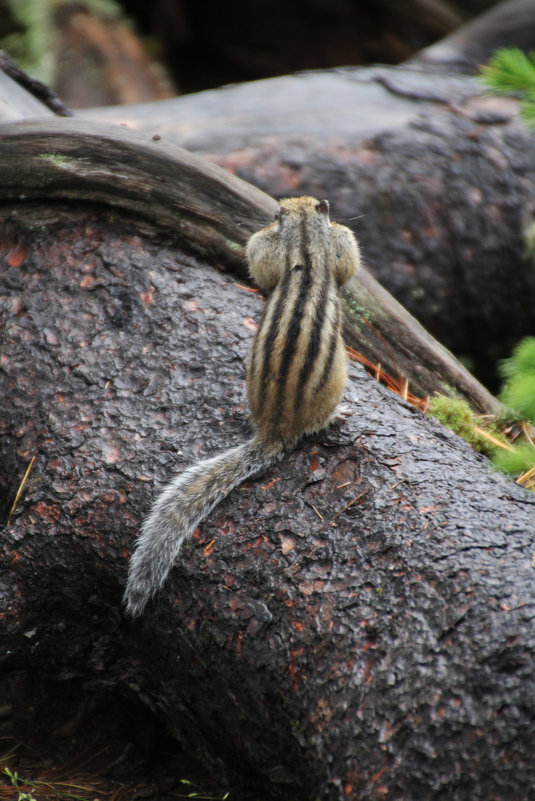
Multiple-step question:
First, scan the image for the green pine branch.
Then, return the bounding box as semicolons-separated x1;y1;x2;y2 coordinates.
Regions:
480;48;535;129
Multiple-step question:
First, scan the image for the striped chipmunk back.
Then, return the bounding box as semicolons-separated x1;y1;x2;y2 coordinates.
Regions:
246;196;360;449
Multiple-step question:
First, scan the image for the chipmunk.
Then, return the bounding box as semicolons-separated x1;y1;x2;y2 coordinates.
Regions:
124;196;361;616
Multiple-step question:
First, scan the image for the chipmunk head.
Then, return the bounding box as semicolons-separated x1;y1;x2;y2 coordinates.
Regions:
274;196;330;225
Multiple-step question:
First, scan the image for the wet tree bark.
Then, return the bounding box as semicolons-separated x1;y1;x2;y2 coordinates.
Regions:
2;27;535;797
0;118;498;411
4;16;535;381
86;68;535;380
0;119;535;801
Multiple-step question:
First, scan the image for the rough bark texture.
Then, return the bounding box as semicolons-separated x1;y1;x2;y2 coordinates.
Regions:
1;203;535;801
0;118;497;411
0;119;272;271
1;42;535;798
87;65;535;382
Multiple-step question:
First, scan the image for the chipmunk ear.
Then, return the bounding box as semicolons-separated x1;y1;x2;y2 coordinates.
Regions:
317;199;330;217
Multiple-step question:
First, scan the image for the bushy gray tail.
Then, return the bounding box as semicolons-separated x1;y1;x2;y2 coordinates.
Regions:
124;437;279;616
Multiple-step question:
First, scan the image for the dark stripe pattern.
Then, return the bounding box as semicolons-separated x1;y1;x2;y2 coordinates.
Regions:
253;206;342;419
276;259;312;407
315;299;341;393
294;266;331;410
259;263;293;395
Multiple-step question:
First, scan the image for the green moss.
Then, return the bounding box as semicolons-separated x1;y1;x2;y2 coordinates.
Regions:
490;337;535;483
498;337;535;421
493;443;535;476
427;394;496;454
341;286;372;325
37;152;72;166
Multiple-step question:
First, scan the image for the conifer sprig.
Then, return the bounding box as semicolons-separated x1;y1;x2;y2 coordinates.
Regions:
480;48;535;128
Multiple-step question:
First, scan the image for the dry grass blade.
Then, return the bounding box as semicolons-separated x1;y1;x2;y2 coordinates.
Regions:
473;427;514;451
521;420;535;448
517;465;535;488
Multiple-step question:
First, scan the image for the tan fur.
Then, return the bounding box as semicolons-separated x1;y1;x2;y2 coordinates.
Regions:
124;196;360;616
246;196;360;449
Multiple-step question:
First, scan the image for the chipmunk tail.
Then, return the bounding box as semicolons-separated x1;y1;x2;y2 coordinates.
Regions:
123;437;280;617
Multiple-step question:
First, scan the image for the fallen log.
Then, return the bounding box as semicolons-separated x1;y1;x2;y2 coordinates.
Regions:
1;119;535;801
0;118;498;411
84;63;535;381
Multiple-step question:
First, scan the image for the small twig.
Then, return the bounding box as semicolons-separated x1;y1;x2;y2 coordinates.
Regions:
234;283;258;294
0;49;73;117
204;538;216;555
319;487;369;531
521;420;535;449
7;456;36;526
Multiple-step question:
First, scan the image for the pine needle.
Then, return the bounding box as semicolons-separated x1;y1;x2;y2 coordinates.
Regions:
7;456;36;526
473;426;514;451
480;48;535;95
517;464;535;488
